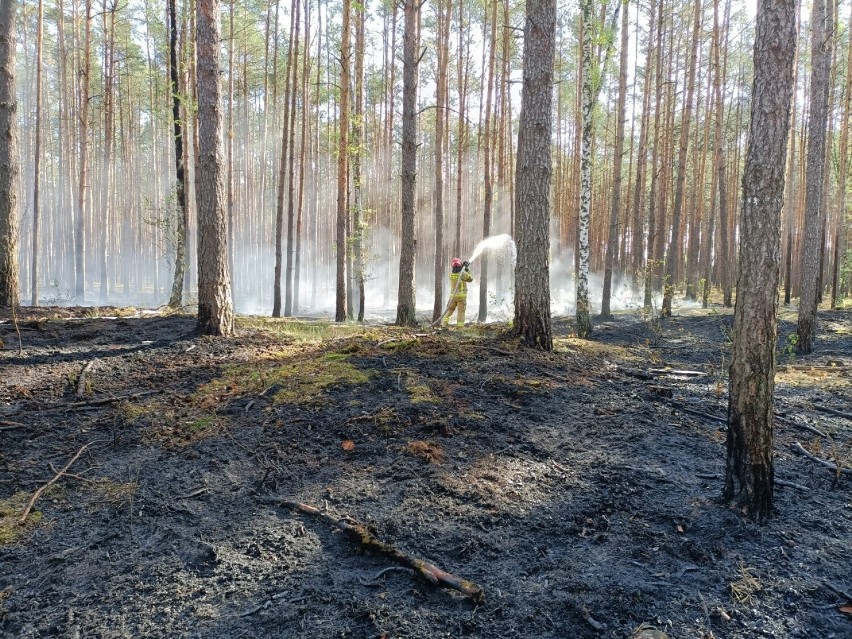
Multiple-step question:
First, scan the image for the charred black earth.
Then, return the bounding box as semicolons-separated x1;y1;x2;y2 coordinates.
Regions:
1;306;850;638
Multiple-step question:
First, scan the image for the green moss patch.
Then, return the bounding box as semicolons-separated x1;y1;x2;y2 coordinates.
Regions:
0;492;43;546
197;353;373;407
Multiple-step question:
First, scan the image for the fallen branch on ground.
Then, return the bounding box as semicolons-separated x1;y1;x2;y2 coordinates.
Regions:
790;442;852;476
777;365;851;372
260;497;484;603
648;368;706;377
812;405;852;421
57;390;159;411
775;415;827;439
774;479;809;492
75;360;97;399
669;401;727;424
357;566;416;587
20;442;94;524
0;420;27;430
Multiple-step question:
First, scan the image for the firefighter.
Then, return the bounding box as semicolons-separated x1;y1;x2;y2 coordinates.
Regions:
442;258;473;327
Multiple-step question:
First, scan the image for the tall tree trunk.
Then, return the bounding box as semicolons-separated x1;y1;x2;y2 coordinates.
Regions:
478;0;497;322
273;0;297;317
724;0;797;522
99;0;116;303
513;0;555;349
336;0;352;321
601;1;629;319
630;0;657;282
31;0;44;306
782;17;800;307
796;0;832;353
396;0;420;326
284;0;301;316
295;0;311;313
168;0;188;308
352;0;365;321
833;4;852;306
75;0;93;301
576;0;620;337
0;0;19;307
662;0;701;316
453;0;468;261
226;0;235;301
432;0;451;322
713;0;732;307
196;0;234;336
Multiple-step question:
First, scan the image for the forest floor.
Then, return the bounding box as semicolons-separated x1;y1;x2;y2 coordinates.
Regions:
0;303;850;639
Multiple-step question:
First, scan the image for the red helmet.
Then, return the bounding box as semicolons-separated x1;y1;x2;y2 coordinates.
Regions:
451;258;462;268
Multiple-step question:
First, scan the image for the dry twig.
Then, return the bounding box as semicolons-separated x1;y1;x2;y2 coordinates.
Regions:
260;497;484;603
20;442;96;524
812;405;852;421
791;442;852;476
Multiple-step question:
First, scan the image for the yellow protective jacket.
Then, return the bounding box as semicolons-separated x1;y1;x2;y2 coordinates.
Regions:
449;269;473;299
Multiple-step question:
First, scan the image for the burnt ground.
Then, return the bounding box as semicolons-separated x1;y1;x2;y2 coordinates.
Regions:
0;305;850;639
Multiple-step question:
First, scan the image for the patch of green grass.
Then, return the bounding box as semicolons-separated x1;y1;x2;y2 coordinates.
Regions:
121;401;151;423
0;492;43;546
197;353;373;406
236;317;367;343
86;479;138;509
408;382;439;404
554;337;640;362
184;416;217;434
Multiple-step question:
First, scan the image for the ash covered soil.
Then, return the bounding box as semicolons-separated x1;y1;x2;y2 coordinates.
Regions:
0;305;850;639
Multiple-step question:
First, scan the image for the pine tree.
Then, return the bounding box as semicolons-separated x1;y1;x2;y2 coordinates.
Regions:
724;0;797;522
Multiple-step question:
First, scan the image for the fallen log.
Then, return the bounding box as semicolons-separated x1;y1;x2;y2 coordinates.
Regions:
260;497;484;603
790;442;852;477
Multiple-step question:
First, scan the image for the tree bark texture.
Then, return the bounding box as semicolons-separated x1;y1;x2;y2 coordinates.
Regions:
395;0;419;327
352;0;365;322
284;0;301;317
75;1;93;301
195;0;234;336
274;0;297;317
513;0;555;349
168;0;188;309
432;0;451;323
601;1;629;319
0;0;18;307
31;0;44;306
712;0;731;308
796;0;832;353
724;0;797;522
662;0;701;316
577;0;620;337
336;0;351;321
478;0;497;323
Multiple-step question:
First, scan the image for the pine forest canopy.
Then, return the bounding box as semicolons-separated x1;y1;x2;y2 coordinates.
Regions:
9;0;852;319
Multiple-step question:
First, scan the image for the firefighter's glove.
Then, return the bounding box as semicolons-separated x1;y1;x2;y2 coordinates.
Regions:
462;261;470;270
